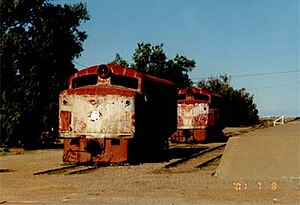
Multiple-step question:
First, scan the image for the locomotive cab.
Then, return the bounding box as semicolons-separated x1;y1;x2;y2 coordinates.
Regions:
171;87;222;143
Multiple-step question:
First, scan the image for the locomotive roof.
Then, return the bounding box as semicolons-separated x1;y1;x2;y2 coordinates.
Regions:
178;87;222;98
69;64;175;87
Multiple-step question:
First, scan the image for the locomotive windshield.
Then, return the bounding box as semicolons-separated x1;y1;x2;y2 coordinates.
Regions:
177;93;210;101
178;94;186;100
111;75;139;89
71;74;139;90
72;74;98;88
194;93;209;101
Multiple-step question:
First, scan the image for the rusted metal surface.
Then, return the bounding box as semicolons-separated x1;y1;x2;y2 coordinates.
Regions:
59;90;135;139
59;111;71;132
59;64;177;164
177;103;209;129
171;129;207;143
62;137;129;163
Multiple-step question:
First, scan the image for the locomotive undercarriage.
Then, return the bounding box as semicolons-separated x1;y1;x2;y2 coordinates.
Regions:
62;136;130;164
171;126;224;143
171;129;207;143
62;135;169;164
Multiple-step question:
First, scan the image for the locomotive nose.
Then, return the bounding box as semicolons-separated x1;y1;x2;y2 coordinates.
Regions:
97;64;110;78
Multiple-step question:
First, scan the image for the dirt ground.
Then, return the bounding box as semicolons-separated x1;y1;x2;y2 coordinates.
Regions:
0;124;299;205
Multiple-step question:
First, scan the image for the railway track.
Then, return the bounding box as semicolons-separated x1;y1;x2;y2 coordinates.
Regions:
33;164;99;175
34;143;226;175
157;143;226;173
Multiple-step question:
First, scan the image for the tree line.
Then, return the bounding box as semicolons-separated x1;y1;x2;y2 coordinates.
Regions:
0;0;259;148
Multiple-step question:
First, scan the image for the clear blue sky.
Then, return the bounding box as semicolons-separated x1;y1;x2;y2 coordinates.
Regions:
55;0;299;117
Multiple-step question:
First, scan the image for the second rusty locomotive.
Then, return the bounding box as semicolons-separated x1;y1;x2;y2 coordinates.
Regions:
59;64;177;164
171;87;224;143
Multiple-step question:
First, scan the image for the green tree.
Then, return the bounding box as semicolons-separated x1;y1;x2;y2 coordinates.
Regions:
0;0;90;148
111;53;129;67
133;42;196;88
198;75;259;126
113;42;196;88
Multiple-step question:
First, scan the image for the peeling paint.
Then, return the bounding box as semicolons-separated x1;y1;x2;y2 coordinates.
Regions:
59;64;177;163
177;103;209;129
60;93;135;138
171;87;223;143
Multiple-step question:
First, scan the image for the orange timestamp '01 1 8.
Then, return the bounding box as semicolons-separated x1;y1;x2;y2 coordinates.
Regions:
233;182;277;191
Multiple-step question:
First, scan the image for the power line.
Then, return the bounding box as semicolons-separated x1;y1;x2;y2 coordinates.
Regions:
191;69;300;80
231;70;300;77
73;61;87;68
248;81;300;91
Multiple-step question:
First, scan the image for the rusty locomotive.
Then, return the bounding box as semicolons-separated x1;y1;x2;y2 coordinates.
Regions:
171;87;224;143
59;64;177;164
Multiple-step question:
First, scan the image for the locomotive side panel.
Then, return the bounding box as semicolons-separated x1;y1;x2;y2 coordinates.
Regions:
129;75;177;161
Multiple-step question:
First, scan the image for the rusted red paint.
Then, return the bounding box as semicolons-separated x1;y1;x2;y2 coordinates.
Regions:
208;110;215;126
59;111;71;131
64;86;136;97
176;103;209;129
59;64;177;164
63;136;129;163
171;87;222;143
193;114;208;127
170;129;206;143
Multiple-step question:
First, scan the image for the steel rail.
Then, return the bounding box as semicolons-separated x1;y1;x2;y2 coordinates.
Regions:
33;164;98;175
33;165;78;175
164;143;226;169
196;153;223;169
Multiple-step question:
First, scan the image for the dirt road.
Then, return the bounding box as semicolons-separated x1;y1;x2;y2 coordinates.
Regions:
0;123;299;204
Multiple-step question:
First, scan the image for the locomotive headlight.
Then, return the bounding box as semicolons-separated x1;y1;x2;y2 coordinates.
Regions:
60;92;68;105
97;64;110;78
125;99;131;106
